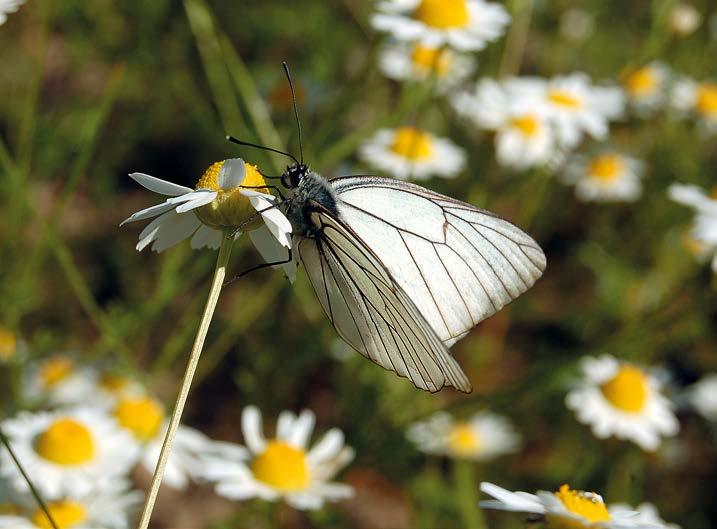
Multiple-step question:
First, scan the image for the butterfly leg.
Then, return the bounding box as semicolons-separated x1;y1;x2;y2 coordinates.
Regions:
224;248;293;286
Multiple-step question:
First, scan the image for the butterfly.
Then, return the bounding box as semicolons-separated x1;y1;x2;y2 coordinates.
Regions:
231;66;546;393
276;165;545;393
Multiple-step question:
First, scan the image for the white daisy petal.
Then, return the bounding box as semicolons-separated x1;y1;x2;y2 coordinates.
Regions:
242;406;266;454
287;409;316;449
120;201;177;225
174;190;218;213
129;172;193;196
307;428;344;465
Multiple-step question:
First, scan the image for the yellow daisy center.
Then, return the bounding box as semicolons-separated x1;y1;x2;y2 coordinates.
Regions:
413;0;470;29
547;485;611;529
548;89;583;110
587;154;623;183
39;357;73;387
625;67;658;97
35;418;95;465
114;396;165;442
696;83;717;118
600;365;649;413
194;159;269;230
0;328;16;361
251;440;310;491
447;422;481;456
31;501;87;529
510;114;540;137
411;44;453;75
390;127;434;160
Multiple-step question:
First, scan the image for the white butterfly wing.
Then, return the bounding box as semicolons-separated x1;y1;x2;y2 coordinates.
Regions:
297;207;471;393
330;176;546;346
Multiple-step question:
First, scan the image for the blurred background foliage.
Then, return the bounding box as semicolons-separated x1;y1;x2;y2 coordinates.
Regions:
1;0;716;528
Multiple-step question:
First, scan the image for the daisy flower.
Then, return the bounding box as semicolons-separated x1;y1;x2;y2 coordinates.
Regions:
668;183;717;270
121;158;291;254
671;78;717;130
622;63;671;115
22;355;99;407
199;405;354;510
0;0;25;26
508;74;625;148
561;152;644;202
480;482;666;529
688;374;717;422
112;395;243;490
565;355;679;451
358;127;466;180
0;408;140;498
0;482;141;529
406;411;520;460
378;41;476;91
452;79;556;170
611;502;681;529
370;0;510;51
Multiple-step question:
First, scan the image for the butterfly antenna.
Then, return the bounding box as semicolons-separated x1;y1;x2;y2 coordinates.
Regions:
282;62;304;165
226;136;300;165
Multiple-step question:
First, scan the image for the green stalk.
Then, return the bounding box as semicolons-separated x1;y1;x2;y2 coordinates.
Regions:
136;235;233;529
453;460;486;529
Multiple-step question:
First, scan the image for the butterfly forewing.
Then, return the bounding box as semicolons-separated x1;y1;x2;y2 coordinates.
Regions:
330;176;546;346
298;209;471;393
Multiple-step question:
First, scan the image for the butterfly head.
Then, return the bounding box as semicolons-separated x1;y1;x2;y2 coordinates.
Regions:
282;163;310;189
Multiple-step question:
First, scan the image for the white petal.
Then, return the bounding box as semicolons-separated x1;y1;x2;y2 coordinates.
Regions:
120;201;176;225
217;158;247;190
479;483;545;514
129;173;193;196
151;211;202;252
190;225;223;250
276;411;296;441
242;406;266;454
248;225;296;282
308;429;344;465
175;190;217;213
287;409;315;449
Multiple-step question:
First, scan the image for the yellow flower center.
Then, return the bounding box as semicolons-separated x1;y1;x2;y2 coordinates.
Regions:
31;501;87;529
114;396;165;442
510;114;540;137
390;127;434;160
547;485;611;529
413;0;470;29
548;89;583;110
251;440;310;491
35;418;95;465
447;423;481;456
39;357;73;387
600;365;649;413
0;328;16;361
411;44;453;76
696;83;717;117
625;67;658;97
194;159;269;230
587;154;623;183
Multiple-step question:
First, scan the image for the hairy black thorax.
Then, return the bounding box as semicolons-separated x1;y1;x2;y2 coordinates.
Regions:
283;164;339;237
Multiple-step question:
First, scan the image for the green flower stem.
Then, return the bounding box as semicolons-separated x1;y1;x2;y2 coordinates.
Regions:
0;427;58;529
136;235;234;529
453;460;486;529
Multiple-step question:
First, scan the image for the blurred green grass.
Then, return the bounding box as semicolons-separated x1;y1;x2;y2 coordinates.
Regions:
2;1;717;528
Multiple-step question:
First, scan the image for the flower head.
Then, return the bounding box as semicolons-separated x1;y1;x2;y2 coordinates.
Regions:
122;158;291;253
561;152;644;202
671;78;717;131
371;0;510;51
378;41;476;91
22;355;99;407
358;127;466;180
0;482;141;529
0;408;140;498
480;482;667;529
565;355;679;451
199;405;354;510
668;183;717;271
112;395;243;490
407;411;520;460
622;63;671;115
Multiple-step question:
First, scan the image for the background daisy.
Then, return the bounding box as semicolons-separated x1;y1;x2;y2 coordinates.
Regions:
561;152;644;202
199;405;354;511
565;355;679;451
